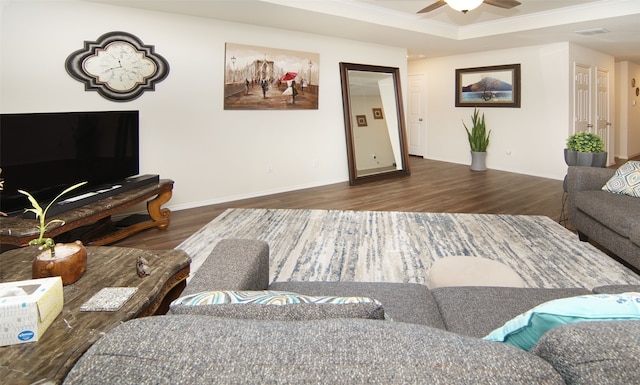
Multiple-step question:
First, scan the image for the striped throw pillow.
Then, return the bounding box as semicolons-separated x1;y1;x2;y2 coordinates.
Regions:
170;290;388;320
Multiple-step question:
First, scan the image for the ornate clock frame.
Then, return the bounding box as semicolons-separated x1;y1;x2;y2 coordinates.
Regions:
65;31;170;102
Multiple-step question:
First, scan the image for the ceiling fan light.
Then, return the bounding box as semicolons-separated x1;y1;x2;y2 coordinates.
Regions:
445;0;484;13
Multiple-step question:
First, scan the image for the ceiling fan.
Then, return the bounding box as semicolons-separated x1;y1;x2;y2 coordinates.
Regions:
418;0;521;14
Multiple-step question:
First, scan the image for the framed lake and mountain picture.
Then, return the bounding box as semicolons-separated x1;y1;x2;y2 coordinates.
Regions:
455;64;521;108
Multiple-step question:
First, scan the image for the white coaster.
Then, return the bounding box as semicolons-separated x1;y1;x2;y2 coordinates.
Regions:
80;287;138;312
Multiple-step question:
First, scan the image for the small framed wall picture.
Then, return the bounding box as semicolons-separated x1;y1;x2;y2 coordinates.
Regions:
356;115;367;127
372;108;384;119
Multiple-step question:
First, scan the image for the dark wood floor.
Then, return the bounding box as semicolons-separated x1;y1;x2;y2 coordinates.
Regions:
114;157;575;250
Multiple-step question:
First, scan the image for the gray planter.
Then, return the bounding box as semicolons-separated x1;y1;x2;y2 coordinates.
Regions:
470;151;487;171
564;149;607;168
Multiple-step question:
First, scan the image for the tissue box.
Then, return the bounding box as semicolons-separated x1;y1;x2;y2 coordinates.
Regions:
0;277;64;346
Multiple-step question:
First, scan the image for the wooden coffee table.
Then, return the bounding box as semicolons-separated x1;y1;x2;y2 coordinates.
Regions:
0;246;190;384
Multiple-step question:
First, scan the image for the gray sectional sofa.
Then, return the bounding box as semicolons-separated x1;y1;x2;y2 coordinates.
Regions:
566;166;640;272
64;239;640;385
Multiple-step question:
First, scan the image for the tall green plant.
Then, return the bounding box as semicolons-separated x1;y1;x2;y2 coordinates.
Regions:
18;181;87;257
464;108;491;152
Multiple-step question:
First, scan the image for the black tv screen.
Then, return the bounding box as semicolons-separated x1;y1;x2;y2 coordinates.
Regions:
0;110;139;215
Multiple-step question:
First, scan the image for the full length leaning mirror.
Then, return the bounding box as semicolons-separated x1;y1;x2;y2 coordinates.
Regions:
339;62;410;185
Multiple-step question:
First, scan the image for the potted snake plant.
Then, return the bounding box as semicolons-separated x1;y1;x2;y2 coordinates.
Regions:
463;108;491;171
19;181;89;285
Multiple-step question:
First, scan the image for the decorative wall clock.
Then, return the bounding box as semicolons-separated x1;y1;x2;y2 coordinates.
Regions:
65;31;169;102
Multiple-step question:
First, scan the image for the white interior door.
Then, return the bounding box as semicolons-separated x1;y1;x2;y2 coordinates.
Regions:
573;64;591;135
596;68;611;163
407;74;425;156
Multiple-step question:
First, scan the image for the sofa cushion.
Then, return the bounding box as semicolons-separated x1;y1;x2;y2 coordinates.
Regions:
574;190;640;239
431;286;591;338
530;320;640;385
63;316;565;385
593;284;640;294
170;290;386;320
484;292;640;350
269;281;445;328
602;160;640;198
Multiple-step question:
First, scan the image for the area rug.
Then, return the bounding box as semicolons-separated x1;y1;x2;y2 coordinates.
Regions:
177;208;640;289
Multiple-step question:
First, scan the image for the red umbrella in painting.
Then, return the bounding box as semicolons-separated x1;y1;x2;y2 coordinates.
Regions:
280;72;298;81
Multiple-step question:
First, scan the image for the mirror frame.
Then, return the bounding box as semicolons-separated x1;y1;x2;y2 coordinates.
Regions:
339;62;411;185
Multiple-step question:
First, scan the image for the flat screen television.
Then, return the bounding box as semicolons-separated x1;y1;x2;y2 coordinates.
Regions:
1;110;140;216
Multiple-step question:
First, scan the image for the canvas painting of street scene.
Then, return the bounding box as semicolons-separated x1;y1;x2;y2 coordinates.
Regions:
455;64;521;108
224;43;319;110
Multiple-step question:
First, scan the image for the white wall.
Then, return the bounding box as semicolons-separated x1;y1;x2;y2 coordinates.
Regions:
0;1;407;211
409;43;572;180
616;61;640;159
408;42;622;179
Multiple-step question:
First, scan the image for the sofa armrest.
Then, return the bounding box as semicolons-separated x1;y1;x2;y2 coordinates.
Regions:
180;238;269;296
64;316;565;385
566;166;615;193
566;166;616;217
530;321;640;384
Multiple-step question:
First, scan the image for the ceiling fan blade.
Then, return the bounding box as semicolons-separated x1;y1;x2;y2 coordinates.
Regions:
483;0;522;9
417;0;447;14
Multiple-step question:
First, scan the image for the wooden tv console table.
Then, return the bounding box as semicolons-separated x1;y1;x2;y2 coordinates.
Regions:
0;179;173;247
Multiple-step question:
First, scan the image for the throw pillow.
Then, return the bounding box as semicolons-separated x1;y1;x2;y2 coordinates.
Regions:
169;290;388;321
602;160;640;198
483;292;640;351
